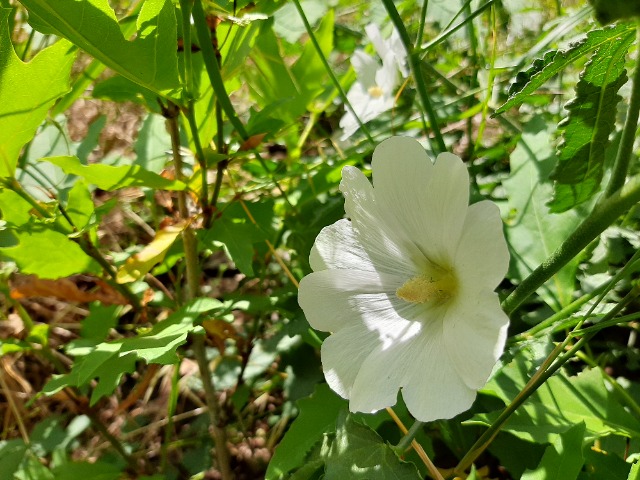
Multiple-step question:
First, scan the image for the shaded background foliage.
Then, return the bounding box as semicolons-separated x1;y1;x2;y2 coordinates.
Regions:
1;0;640;479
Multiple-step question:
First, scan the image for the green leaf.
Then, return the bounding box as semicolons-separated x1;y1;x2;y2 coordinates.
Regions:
0;439;28;476
324;412;421;479
52;461;122;480
0;226;101;278
0;9;75;178
549;27;635;212
629;461;640;480
495;23;635;115
20;0;181;98
266;383;346;479
43;298;222;405
521;422;586;480
471;341;640;443
65;181;95;232
0;188;34;225
504;117;585;310
201;202;271;276
40;156;185;191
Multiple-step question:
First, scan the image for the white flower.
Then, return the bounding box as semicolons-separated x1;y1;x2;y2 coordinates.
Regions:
298;137;510;422
339;25;408;141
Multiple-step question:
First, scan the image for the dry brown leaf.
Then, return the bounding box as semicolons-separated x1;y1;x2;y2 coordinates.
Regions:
10;274;129;305
239;133;266;151
202;319;238;354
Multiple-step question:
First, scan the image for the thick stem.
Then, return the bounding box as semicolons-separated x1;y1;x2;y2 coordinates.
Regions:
162;102;233;479
381;0;446;154
502;174;640;315
605;24;640;197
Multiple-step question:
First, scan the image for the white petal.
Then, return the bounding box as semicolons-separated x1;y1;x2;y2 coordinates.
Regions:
321;322;381;399
372;138;470;267
455;201;510;293
365;23;386;59
377;52;400;93
443;291;509;390
351;50;378;88
310;219;374;272
348;321;423;413
401;315;477;421
340;166;422;277
298;269;402;332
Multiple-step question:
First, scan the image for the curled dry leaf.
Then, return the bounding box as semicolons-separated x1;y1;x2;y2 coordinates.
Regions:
202;318;239;354
10;274;129;305
239;133;266;152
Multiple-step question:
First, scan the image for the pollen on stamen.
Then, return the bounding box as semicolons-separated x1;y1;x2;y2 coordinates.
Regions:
368;85;384;98
396;274;456;304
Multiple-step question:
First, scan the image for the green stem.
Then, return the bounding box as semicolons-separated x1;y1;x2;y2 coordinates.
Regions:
381;0;446;154
162;102;233;480
416;0;429;50
291;0;375;146
605;24;640;197
192;0;248;140
455;289;637;475
502;173;640;315
395;420;424;453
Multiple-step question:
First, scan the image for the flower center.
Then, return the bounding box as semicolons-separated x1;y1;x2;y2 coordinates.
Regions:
368;85;384;98
396;271;457;304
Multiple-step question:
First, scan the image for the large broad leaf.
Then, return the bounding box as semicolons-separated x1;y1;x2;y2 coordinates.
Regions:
504;117;585;310
549;27;634;212
19;0;181;98
495;23;635;115
521;422;585;480
266;383;346;480
0;8;75;178
470;341;640;443
323;412;422;479
40;156;186;191
43;298;222;405
0;226;101;278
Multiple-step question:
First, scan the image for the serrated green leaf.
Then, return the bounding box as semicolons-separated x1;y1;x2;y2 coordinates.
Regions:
324;412;421;480
40;156;185;191
20;0;181;98
266;383;346;480
504;117;585;310
0;226;101;278
549;27;634;212
0;9;75;178
470;342;640;443
521;422;585;480
42;298;222;405
495;23;635;115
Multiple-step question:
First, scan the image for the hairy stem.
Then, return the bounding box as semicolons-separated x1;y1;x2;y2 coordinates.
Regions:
605;24;640;197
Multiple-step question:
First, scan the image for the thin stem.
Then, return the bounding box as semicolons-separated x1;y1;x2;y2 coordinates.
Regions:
455;288;638;475
605;23;640;197
381;0;446;154
162;101;233;479
416;0;429;50
291;0;375;146
184;105;211;217
192;0;247;140
395;420;425;452
502;173;640;315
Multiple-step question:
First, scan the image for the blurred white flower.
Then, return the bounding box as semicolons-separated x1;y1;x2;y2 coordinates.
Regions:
339;25;408;140
298;137;510;422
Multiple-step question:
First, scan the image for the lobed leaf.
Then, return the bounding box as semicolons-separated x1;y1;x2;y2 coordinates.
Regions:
549;28;634;212
43;298;222;405
19;0;181;99
0;8;75;178
40;155;186;191
495;23;635;115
